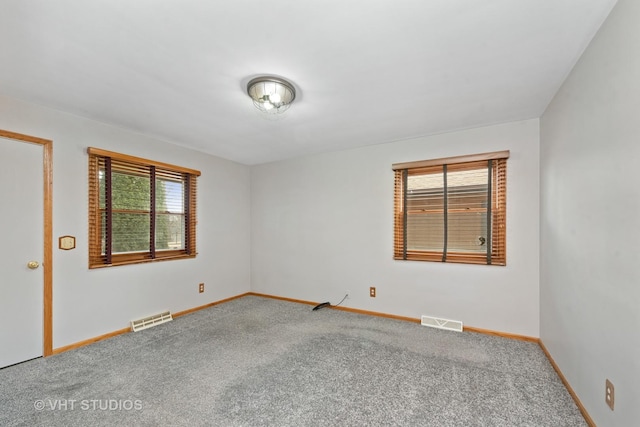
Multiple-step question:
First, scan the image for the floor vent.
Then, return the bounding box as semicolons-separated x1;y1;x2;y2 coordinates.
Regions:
131;311;172;332
421;315;463;332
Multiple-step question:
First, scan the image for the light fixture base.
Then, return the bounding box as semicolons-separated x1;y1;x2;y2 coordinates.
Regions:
247;76;296;114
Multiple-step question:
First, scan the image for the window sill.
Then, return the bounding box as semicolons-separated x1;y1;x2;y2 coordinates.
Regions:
394;252;505;266
89;252;197;269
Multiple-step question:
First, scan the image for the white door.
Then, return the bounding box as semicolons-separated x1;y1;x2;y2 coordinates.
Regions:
0;136;43;368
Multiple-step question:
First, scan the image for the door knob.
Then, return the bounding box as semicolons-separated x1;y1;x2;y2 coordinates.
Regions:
27;261;40;269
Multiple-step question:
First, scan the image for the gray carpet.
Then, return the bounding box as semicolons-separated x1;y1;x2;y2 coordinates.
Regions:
0;295;586;426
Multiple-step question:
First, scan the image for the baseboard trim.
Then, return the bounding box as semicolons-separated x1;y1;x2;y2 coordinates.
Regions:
463;325;539;343
246;292;319;307
51;327;130;355
51;292;252;355
538;340;595;427
50;292;538;355
248;292;420;322
249;292;542;341
331;305;422;324
173;292;251;318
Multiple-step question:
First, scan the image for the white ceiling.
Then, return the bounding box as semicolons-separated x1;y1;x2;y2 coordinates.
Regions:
0;1;617;165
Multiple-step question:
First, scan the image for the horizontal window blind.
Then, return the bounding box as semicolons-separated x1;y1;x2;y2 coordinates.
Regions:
88;148;199;268
393;151;508;266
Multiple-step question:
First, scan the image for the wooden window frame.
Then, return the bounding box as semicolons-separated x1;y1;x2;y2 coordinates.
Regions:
88;148;200;268
393;150;508;266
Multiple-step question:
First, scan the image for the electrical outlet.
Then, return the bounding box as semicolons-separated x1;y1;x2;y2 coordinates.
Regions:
370;287;376;297
199;283;205;293
605;379;614;410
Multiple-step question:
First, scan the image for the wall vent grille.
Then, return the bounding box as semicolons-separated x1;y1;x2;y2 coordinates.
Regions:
421;315;463;332
131;311;172;332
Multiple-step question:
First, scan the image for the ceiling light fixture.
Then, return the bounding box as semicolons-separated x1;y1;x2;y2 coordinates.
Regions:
247;76;296;114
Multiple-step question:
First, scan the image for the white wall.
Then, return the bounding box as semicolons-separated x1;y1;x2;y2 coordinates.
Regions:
252;119;540;337
540;0;640;425
0;95;251;348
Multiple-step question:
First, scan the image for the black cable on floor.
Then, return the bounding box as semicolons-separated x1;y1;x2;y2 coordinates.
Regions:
312;293;348;311
333;293;348;307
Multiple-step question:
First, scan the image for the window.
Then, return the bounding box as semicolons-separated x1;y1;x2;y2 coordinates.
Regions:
393;150;508;265
88;148;200;268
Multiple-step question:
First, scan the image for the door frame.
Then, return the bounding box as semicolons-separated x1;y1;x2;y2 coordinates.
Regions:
0;129;53;357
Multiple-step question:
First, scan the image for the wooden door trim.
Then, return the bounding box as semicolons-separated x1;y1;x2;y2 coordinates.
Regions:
0;129;53;357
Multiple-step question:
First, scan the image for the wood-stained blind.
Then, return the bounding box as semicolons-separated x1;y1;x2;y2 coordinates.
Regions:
393;151;508;266
88;148;200;268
